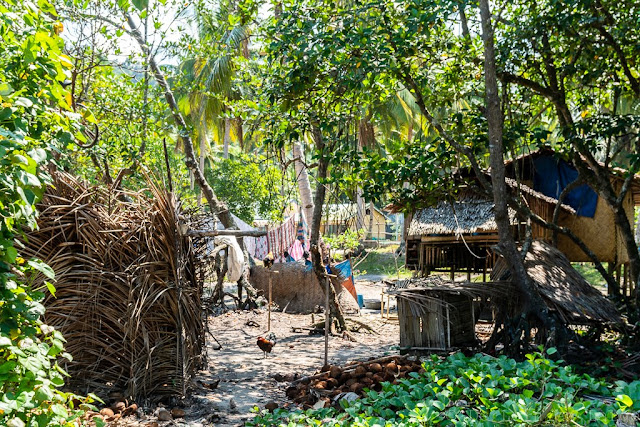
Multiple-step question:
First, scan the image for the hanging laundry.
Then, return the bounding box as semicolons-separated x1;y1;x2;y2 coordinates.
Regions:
288;239;305;261
267;215;297;262
333;259;358;302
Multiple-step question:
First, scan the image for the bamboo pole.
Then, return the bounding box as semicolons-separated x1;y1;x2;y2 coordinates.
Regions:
324;275;330;367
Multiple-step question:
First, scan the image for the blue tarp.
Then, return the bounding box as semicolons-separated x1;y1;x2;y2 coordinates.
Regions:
533;155;598;217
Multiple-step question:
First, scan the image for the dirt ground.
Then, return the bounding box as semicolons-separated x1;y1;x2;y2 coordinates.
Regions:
111;280;400;426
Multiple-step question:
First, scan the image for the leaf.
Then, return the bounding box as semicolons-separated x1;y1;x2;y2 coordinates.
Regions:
132;0;148;10
0;82;14;96
46;282;56;297
14;97;33;108
28;260;55;280
616;394;633;408
5;247;18;263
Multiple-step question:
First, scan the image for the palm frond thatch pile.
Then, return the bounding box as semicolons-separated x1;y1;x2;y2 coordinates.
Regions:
492;240;623;326
21;172;204;400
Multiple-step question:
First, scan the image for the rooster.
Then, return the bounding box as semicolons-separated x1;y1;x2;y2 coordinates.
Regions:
257;332;276;358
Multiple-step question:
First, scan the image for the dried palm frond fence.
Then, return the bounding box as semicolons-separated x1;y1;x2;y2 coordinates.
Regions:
21;172;205;400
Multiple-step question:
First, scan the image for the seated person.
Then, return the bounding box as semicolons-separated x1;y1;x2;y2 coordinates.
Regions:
283;250;295;262
302;251;313;270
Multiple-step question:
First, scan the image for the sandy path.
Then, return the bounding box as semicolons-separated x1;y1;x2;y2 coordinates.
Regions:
177;280;400;426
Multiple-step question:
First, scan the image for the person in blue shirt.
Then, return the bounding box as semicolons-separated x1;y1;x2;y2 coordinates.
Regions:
323;257;331;274
303;251;313;270
284;250;294;262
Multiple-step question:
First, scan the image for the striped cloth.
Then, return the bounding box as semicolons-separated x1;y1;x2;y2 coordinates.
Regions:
267;215;297;262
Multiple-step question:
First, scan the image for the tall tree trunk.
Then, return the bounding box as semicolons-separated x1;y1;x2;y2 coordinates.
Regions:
293;142;315;233
198;134;206;206
358;118;375;238
636;211;640;244
223;118;231;159
123;12;237;229
356;188;366;231
309;126;346;332
480;0;564;349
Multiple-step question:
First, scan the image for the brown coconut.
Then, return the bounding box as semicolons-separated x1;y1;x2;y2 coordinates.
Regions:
369;363;383;373
338;372;351;384
314;381;327;390
349;383;364;394
354;366;367;378
329;366;342;379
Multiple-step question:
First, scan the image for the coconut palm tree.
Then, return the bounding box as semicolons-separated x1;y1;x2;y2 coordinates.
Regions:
178;0;249;175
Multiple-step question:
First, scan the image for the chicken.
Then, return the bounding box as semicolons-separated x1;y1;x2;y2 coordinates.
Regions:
263;252;274;269
257;332;276;358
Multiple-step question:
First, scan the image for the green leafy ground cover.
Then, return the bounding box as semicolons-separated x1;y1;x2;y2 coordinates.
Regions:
249;350;640;426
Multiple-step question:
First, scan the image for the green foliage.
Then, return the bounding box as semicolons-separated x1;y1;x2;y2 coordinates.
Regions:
324;229;366;253
0;1;96;424
249;350;640;426
205;155;284;223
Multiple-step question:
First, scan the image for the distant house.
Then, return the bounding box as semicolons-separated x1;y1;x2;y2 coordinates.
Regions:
394;149;640;289
320;203;389;240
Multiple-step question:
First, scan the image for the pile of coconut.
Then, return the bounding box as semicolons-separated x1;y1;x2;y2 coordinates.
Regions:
282;356;424;409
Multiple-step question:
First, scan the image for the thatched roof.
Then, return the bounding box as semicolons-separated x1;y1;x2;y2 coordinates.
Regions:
492;240;623;326
407;198;517;237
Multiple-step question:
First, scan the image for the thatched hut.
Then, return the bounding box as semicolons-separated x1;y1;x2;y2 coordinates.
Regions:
403;190;574;279
398;148;640;291
320;203;389;240
21;172;205;400
248;262;359;313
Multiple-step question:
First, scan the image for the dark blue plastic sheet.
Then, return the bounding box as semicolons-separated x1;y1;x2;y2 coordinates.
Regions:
533;155;598;217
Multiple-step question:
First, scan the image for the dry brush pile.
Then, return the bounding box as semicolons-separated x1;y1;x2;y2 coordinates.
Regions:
21;172;205;400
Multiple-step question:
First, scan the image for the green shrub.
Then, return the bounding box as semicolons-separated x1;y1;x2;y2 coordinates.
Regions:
249;350;640;426
0;1;98;424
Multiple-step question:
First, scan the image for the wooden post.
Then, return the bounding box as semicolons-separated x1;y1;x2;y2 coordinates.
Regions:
267;270;279;332
268;269;272;331
324;275;330;367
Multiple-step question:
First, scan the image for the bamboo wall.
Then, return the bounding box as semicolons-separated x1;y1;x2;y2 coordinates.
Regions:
556;184;636;263
398;293;475;350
